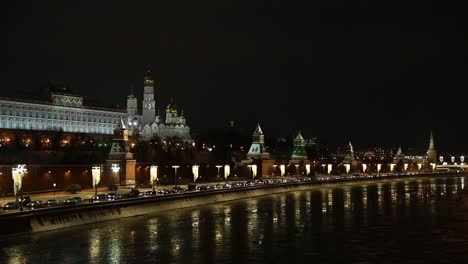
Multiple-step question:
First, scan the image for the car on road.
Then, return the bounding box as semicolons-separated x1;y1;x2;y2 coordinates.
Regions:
106;193;117;201
2;202;20;210
19;195;31;207
127;188;140;198
91;194;106;202
73;197;83;203
64;198;79;205
45;199;59;207
187;183;197;191
27;200;44;209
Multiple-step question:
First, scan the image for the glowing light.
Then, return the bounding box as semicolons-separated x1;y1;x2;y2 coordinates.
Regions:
417;163;422;170
327;164;332;175
192;165;199;182
305;164;311;175
377;164;382;173
390;164;396;172
280;164;285;176
92;166;101;189
224;165;230;179
111;164;120;173
150;166;158;183
216;165;223;178
362;164;367;173
12;164;27;195
252;165;257;177
404;163;408;171
344;164;350;174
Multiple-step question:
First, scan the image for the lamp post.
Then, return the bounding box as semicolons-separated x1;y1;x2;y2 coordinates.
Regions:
172;165;180;187
216;165;223;179
53;182;56;196
247;165;252;179
192;165;199;182
251;165;257;179
273;164;277;177
295;164;299;177
12;164;27;208
280;164;285;181
111;164;120;192
224;165;230;182
92;166;101;196
150;165;158;192
305;164;311;176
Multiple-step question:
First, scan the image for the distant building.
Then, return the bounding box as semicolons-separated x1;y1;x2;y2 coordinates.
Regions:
392;146;405;163
427;131;437;163
291;132;308;160
0;84;126;134
247;124;270;159
126;66;192;143
108;118;133;160
343;141;355;164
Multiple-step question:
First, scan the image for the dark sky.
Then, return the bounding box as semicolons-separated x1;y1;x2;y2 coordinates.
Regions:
4;1;467;153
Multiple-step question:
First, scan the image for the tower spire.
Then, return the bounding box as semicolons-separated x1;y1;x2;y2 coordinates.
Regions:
427;130;437;163
429;130;435;149
254;123;264;135
247;123;270;159
144;64;152;77
129;84;134;96
142;64;156;124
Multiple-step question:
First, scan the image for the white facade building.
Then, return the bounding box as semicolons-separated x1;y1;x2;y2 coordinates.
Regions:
0;91;126;135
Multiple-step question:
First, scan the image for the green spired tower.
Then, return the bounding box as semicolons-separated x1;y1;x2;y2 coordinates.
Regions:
291;132;308;160
247;123;270;159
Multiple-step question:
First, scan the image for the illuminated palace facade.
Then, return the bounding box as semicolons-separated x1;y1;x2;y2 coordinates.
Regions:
126;66;193;143
0;88;126;135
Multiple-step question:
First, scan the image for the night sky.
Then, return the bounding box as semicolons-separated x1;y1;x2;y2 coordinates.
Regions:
5;1;467;153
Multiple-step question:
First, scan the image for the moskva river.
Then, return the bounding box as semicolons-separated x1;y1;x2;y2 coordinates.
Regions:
1;176;468;264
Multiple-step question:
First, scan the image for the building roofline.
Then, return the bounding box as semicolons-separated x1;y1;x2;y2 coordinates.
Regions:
0;96;126;113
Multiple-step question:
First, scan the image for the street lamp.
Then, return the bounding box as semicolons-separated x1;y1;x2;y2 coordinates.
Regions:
111;164;120;192
305;164;311;176
192;165;199;182
53;182;56;196
150;165;158;192
272;164;277;177
295;164;299;177
216;165;223;179
12;165;27;202
279;164;285;179
251;165;257;178
172;165;180;187
92;166;101;195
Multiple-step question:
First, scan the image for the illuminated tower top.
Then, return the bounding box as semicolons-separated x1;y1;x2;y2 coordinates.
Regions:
142;65;156;125
427;130;437;163
109;118;133;160
291;131;308;160
343;141;355;164
247;123;270;159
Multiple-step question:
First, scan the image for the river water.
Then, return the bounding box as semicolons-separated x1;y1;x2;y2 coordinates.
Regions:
1;175;468;264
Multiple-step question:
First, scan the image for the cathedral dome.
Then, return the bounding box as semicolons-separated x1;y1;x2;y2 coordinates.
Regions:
166;99;177;113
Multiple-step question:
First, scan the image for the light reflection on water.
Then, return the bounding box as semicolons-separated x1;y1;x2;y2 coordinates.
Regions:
1;176;468;264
